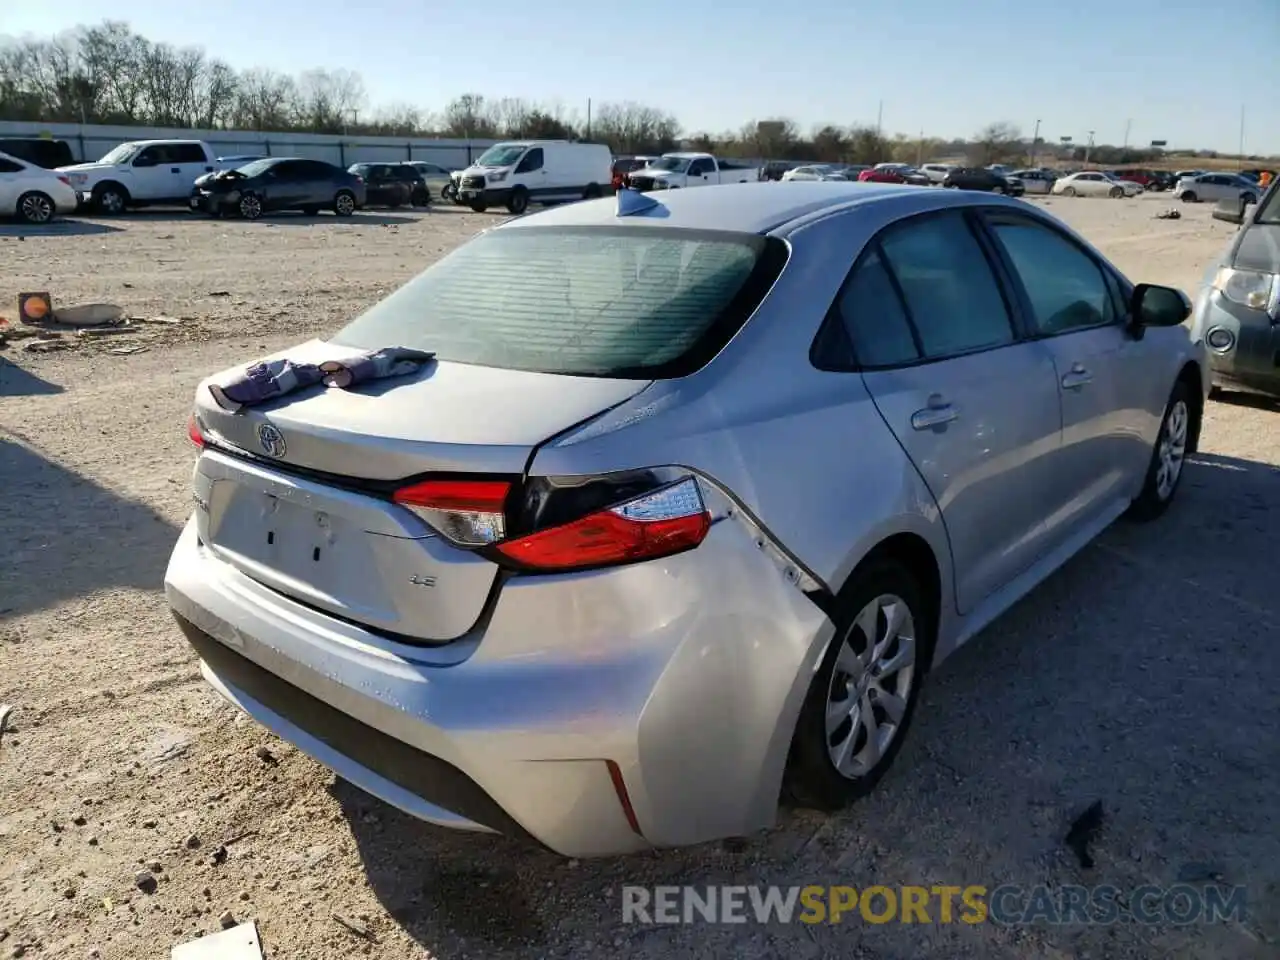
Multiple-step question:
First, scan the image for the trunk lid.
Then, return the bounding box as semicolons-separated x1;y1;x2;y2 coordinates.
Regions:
192;339;651;641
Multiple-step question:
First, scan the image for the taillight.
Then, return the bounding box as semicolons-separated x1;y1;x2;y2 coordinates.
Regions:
187;414;205;448
57;175;72;186
393;478;509;546
495;476;710;572
390;473;713;572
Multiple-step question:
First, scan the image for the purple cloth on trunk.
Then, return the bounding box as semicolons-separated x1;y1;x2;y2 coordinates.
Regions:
208;346;434;412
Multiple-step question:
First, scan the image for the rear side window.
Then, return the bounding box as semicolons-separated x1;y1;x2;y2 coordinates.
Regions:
0;158;23;173
332;227;786;378
877;212;1014;358
835;249;920;367
170;143;208;163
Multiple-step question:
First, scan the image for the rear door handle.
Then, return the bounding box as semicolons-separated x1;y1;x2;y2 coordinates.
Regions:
911;402;959;430
1061;364;1093;390
170;166;181;173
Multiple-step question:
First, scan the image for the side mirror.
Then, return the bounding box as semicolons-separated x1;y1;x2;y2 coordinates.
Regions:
1130;283;1191;335
1212;198;1246;225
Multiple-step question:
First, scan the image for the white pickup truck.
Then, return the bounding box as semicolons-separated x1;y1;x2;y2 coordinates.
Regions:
625;152;758;191
57;139;220;213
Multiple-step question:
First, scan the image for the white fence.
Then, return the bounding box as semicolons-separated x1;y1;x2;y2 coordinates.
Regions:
0;120;503;169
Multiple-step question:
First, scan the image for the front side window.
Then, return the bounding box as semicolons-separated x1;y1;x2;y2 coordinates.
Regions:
877;212;1014;359
986;214;1116;335
332;226;784;378
516;148;543;173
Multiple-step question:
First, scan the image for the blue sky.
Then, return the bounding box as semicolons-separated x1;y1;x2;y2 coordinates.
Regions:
3;0;1278;153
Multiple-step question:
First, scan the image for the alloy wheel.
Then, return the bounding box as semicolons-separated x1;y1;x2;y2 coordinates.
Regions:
1155;399;1188;501
335;192;355;215
825;593;917;779
19;193;53;224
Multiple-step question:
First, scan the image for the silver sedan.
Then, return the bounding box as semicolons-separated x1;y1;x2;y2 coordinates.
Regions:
167;182;1208;857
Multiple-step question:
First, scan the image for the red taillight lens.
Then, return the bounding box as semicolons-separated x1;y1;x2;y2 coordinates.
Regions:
495;477;710;571
393;479;510;546
57;175;72;186
187;414;205;448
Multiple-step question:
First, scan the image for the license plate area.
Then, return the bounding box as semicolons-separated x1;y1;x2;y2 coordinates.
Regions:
208;485;369;600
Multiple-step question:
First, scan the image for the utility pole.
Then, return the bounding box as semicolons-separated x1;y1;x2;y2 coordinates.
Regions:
1122;118;1132;150
876;100;883;137
586;98;592;141
1030;118;1041;166
916;128;924;166
1084;130;1095;167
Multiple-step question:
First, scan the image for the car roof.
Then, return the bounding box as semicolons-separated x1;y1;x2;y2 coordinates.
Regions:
499;181;1019;237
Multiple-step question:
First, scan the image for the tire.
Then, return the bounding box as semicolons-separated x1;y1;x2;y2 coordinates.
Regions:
411;188;430;207
92;182;129;215
583;183;603;200
333;190;357;216
468;202;487;213
1109;186;1123;199
994;185;1007;194
442;181;458;203
1181;191;1197;203
1126;379;1192;522
238;193;263;220
16;191;55;225
1063;186;1077;197
300;206;320;216
506;186;529;215
784;559;935;811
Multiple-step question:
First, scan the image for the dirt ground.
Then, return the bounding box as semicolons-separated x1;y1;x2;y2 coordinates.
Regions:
1;195;1277;960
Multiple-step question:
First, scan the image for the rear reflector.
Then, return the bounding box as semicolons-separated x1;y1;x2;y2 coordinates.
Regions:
495;477;710;571
187;415;205;448
393;479;510;546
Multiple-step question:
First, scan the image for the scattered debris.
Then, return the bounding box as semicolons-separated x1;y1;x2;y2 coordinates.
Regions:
72;815;87;827
135;315;184;325
24;338;69;353
254;746;278;767
135;870;158;894
55;303;124;328
87;836;98;846
171;920;263;960
0;704;12;745
145;859;162;873
330;913;376;942
1155;208;1182;220
17;292;52;324
217;910;237;930
207;291;231;297
109;345;149;356
142;819;158;829
1065;799;1105;869
184;834;201;850
210;846;228;866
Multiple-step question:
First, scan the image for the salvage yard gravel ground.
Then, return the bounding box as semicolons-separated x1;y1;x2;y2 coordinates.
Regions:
1;198;1277;959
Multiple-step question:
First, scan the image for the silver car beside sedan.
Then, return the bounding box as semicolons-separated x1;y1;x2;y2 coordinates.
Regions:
167;181;1209;858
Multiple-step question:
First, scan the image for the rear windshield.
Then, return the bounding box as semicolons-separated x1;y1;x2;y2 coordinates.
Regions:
331;226;787;378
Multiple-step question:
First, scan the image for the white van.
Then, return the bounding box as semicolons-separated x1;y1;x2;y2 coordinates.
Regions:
456;140;612;214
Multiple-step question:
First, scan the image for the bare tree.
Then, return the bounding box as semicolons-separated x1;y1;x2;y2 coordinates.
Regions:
592;101;679;153
441;93;496;138
293;68;366;132
969;121;1023;165
232;69;298;131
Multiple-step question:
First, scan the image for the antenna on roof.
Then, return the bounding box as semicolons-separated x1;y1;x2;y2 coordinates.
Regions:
616;188;659;217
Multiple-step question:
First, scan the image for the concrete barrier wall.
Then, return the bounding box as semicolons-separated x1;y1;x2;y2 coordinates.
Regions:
0;120;503;169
